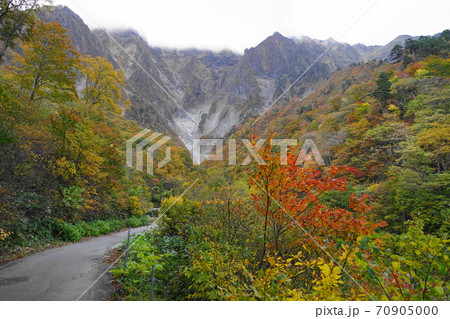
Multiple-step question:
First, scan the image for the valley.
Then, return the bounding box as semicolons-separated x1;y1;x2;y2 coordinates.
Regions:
40;6;409;152
0;1;448;302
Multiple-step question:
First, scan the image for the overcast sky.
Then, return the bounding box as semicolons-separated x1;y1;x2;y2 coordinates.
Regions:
53;0;449;53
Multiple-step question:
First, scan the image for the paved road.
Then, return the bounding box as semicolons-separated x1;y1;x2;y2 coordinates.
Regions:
0;226;151;301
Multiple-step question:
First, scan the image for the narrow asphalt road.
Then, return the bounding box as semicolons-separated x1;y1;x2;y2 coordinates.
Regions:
0;225;151;301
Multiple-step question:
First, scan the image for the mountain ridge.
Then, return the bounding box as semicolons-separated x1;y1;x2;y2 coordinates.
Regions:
40;5;418;151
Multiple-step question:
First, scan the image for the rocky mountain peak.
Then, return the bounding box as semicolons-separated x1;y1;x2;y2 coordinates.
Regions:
38;6;408;152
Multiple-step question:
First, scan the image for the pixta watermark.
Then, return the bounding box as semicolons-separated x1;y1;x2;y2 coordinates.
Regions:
192;138;325;166
126;130;325;175
126;129;172;175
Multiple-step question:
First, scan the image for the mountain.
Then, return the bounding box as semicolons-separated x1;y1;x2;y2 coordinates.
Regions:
37;5;104;58
362;35;420;61
39;5;413;151
351;43;381;58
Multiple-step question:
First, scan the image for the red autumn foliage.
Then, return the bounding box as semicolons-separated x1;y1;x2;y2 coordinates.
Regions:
250;136;386;252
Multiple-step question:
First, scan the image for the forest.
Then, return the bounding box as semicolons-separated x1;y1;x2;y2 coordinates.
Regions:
0;3;192;259
0;1;449;301
111;32;449;301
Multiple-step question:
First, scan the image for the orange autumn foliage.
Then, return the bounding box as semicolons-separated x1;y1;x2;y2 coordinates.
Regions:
250;136;386;254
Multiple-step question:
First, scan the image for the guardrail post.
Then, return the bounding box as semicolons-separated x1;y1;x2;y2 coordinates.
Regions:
123;227;131;269
149;265;155;301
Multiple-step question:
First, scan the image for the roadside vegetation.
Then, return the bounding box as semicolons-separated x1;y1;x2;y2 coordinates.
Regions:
0;2;191;259
111;32;449;301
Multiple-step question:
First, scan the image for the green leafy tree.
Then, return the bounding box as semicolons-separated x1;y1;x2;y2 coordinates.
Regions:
390;44;403;63
361;221;449;300
441;29;450;41
0;0;40;63
372;72;392;110
403;34;449;61
404;38;418;58
424;56;450;77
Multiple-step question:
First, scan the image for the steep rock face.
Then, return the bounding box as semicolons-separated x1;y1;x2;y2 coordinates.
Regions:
38;5;104;58
91;28;247;149
40;6;408;152
245;32;297;78
95;29;183;138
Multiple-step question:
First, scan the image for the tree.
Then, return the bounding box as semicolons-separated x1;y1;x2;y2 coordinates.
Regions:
441;29;450;41
363;221;449;300
250;137;385;264
49;105;81;156
372;72;392;109
0;0;40;63
402;54;413;67
390;44;403;63
77;55;129;115
404;38;418;58
403;34;449;60
416;124;449;174
424;56;450;77
12;20;79;101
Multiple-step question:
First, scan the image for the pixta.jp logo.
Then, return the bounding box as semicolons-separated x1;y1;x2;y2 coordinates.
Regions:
126;130;325;175
193;138;325;166
126;129;171;175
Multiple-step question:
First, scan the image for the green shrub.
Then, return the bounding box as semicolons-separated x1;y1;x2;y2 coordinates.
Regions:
24;218;54;242
125;216;141;228
74;223;85;237
110;232;163;300
91;220;111;235
107;219;123;232
32;216;149;246
52;220;81;242
77;221;100;237
159;197;199;237
123;215;148;228
138;214;149;226
62;186;85;210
